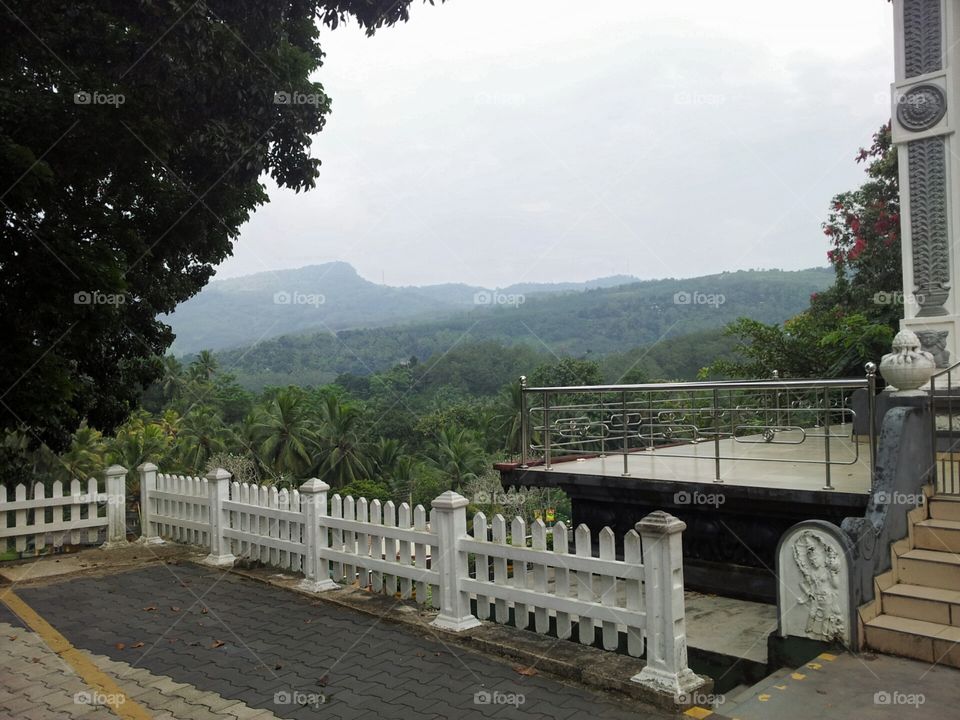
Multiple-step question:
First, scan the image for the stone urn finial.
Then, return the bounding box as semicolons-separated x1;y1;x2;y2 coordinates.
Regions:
879;329;936;395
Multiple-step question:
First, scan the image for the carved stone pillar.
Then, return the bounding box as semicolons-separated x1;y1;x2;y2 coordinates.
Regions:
893;0;956;369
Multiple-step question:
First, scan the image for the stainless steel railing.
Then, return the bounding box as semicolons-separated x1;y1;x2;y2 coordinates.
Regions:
929;360;960;495
519;366;878;491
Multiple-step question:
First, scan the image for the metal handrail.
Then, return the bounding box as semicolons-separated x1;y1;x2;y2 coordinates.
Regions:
519;366;878;491
929;360;960;495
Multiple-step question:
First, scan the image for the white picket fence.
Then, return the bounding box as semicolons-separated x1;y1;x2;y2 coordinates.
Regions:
137;465;699;697
0;479;107;553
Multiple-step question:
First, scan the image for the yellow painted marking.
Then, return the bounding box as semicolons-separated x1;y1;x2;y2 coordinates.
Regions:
758;694;771;702
683;707;713;719
818;652;837;661
807;662;822;670
773;684;787;690
791;673;806;681
0;589;153;720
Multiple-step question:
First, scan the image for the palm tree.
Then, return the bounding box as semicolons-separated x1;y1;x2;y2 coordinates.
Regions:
367;437;402;479
314;396;368;488
495;379;525;455
176;406;233;472
253;388;316;480
57;422;106;481
430;426;486;491
189;350;219;383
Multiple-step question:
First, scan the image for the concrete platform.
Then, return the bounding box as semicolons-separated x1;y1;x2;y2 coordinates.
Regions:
685;592;775;666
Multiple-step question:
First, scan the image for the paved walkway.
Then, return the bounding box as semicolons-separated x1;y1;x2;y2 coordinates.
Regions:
2;563;653;719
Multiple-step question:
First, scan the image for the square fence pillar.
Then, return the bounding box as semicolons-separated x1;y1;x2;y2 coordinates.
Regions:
136;462;163;545
202;468;236;567
632;511;705;700
100;464;129;549
297;478;338;592
430;491;481;632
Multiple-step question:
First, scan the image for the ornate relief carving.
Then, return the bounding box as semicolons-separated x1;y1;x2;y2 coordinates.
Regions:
909;137;950;315
792;530;845;641
897;84;947;131
917;329;951;368
903;0;942;78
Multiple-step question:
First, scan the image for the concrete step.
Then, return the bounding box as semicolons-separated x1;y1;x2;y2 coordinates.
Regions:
881;583;960;626
897;548;960;591
915;518;960;553
863;614;960;667
929;495;960;522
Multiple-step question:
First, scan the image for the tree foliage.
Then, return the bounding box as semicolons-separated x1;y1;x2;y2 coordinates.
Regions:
0;0;435;451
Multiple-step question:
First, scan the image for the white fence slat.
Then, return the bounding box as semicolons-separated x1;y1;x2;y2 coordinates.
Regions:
330;494;343;581
15;484;26;552
32;484;46;551
369;500;383;593
398;503;412;600
355;498;369;589
598;526;618;650
0;486;6;552
624;529;644;657
531;519;549;634
278;488;290;569
259;486;270;564
382;501;397;597
269;487;280;567
473;512;489;620
492;515;509;623
343;496;356;585
553;521;571;639
575;524;594;645
414;504;428;604
511;517;528;630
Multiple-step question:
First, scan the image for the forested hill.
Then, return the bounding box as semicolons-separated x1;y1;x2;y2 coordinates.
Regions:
167;261;638;353
210;267;833;390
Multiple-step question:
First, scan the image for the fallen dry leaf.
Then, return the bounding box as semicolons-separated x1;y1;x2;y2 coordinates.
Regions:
142;606;157;612
513;665;538;677
200;608;208;615
131;642;144;649
115;643;126;651
170;606;181;612
210;640;225;649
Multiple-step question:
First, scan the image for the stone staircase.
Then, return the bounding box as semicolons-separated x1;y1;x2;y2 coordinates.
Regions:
861;489;960;667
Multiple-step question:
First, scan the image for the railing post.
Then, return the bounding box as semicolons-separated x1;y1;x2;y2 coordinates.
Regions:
430;490;481;632
136;462;163;545
622;390;630;476
822;387;833;490
865;362;878;485
633;511;703;699
202;468;236;567
519;376;529;468
543;390;552;470
100;464;128;549
713;388;722;483
298;478;338;592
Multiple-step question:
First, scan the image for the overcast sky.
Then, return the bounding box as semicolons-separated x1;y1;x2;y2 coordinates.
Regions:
216;0;894;289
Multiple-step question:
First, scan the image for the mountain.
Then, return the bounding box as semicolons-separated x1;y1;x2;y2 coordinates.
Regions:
209;267;834;391
166;262;640;353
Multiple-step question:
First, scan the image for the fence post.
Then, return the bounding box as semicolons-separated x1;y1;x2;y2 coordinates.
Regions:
633;510;704;699
136;462;163;545
202;468;236;567
100;464;128;549
430;491;481;632
297;478;339;592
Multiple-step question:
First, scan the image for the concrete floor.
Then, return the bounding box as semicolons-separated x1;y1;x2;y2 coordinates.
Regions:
530;431;871;493
685;592;775;665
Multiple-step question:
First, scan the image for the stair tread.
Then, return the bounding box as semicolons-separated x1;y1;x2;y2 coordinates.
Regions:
917;518;960;530
883;583;960;603
931;495;960;503
901;548;960;564
866;614;960;641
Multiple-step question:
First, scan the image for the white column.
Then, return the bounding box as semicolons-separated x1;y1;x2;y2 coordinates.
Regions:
893;0;959;369
100;464;128;549
297;478;338;592
430;491;481;632
632;511;703;699
202;468;236;567
136;462;163;545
